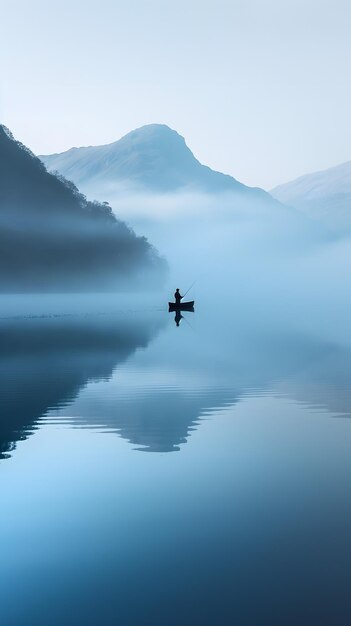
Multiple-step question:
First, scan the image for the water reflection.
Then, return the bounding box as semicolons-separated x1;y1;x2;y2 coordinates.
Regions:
2;305;351;460
170;307;194;327
0;312;163;459
174;309;182;326
46;318;351;452
56;382;238;452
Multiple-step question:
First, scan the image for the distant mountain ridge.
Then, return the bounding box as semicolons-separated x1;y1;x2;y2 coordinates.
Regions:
0;125;166;291
40;124;274;204
271;160;351;232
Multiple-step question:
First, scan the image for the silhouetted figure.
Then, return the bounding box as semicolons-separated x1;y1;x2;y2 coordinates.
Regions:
174;288;183;305
174;310;183;327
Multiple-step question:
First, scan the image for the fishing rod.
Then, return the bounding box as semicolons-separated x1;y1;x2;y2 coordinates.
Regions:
182;280;197;299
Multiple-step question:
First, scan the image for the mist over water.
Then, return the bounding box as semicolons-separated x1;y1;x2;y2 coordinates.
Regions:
106;189;351;344
2;192;351;625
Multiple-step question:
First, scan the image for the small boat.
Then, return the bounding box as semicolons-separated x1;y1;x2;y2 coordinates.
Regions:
168;300;195;311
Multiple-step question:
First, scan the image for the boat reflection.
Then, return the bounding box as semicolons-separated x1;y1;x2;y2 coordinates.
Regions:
169;302;194;327
174;310;183;326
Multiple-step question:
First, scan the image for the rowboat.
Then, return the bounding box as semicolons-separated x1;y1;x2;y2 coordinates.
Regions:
168;300;194;311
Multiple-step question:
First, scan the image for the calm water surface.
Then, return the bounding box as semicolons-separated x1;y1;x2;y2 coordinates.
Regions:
1;294;351;625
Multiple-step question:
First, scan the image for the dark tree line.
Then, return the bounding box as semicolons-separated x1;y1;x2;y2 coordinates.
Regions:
0;125;167;291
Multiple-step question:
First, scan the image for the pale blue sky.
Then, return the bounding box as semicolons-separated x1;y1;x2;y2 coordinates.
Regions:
1;0;350;188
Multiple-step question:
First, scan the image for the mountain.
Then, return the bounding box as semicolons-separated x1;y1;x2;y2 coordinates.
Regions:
271;161;351;232
40;124;274;203
0;125;166;291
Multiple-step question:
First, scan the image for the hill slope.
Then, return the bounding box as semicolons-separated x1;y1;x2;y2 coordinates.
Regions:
271;161;351;232
0;125;166;291
40;124;274;203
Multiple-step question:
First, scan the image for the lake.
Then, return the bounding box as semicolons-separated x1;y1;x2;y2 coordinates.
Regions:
1;291;351;625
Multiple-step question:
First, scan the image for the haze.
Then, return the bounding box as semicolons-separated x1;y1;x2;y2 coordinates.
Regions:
1;0;350;189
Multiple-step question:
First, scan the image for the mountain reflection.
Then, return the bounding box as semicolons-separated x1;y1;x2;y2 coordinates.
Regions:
63;385;238;452
47;323;351;453
2;308;351;460
0;313;163;459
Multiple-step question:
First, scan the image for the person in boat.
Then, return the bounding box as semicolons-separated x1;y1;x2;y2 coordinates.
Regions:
174;288;183;305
